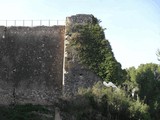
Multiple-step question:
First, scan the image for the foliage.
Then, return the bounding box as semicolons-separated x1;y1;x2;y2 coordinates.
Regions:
136;64;160;102
135;63;160;119
0;104;53;120
122;67;138;98
129;99;150;120
91;82;150;120
124;63;160;120
70;20;124;85
156;49;160;61
59;82;151;120
126;67;137;83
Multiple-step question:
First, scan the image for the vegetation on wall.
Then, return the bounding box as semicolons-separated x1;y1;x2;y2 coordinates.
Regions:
59;62;160;120
70;19;125;85
0;15;160;120
65;17;160;119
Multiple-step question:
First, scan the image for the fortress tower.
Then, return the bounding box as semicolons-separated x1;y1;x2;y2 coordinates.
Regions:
63;14;101;96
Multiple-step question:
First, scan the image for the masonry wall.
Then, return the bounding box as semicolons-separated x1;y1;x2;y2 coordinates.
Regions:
63;15;102;96
0;14;102;105
0;26;65;105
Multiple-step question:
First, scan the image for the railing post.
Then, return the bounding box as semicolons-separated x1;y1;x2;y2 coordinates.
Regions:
31;20;33;27
40;20;42;26
49;20;50;26
6;20;7;27
0;19;64;27
23;20;25;26
57;20;58;25
14;20;16;26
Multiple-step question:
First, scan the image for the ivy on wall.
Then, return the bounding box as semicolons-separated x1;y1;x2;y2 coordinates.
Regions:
70;20;124;85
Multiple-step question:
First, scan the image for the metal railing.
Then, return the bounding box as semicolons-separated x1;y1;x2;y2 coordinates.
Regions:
0;20;65;27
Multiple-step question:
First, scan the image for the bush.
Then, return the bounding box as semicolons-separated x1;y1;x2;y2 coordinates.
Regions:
59;82;151;120
0;104;53;120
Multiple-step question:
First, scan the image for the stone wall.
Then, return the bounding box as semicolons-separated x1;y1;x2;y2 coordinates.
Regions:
0;26;65;105
0;14;102;105
63;14;102;96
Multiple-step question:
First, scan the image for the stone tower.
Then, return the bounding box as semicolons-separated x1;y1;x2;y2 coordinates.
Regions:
63;14;101;96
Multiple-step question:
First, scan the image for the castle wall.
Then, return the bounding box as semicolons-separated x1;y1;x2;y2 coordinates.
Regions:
0;14;102;105
0;26;65;105
63;15;102;96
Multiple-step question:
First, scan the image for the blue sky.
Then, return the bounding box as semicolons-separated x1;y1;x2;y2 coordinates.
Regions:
0;0;160;68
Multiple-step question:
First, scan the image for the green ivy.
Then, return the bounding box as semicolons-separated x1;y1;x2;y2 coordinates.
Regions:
70;20;124;85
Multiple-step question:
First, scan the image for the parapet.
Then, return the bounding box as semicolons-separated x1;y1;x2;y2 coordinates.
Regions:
66;14;93;26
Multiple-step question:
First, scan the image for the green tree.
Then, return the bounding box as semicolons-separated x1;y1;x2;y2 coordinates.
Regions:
136;63;160;102
122;67;138;98
156;49;160;61
136;63;160;119
126;67;137;83
77;82;151;120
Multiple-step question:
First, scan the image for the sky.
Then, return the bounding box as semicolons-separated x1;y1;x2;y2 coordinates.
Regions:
0;0;160;69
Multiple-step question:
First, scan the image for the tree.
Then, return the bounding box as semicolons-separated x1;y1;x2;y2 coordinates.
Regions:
123;67;138;98
136;63;160;119
77;82;151;120
157;49;160;61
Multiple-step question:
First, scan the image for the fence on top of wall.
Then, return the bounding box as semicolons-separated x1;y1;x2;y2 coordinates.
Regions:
0;20;65;27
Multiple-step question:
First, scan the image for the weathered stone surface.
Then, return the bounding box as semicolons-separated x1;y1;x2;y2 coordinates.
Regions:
0;14;102;105
63;15;102;96
0;26;65;105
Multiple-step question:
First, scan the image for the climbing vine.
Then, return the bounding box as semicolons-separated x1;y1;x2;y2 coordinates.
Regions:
70;20;124;85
